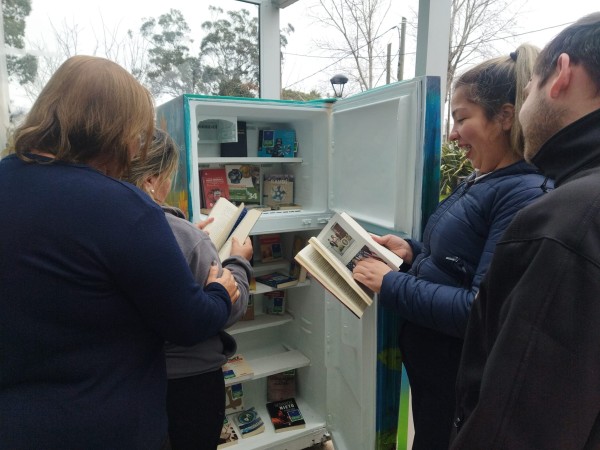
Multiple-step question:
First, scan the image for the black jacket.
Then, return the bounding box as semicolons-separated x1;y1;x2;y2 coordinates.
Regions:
452;108;600;449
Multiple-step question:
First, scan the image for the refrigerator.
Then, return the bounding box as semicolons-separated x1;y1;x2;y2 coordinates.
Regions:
155;75;442;450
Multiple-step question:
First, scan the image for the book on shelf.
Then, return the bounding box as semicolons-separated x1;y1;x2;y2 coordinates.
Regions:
217;416;239;449
265;397;306;433
294;212;403;318
220;121;248;157
225;164;260;204
258;129;297;157
258;234;283;262
202;197;262;261
240;294;254;321
289;235;307;280
229;407;265;439
255;272;299;289
200;168;230;209
267;370;296;402
264;290;286;315
222;354;254;382
263;174;294;207
225;383;244;414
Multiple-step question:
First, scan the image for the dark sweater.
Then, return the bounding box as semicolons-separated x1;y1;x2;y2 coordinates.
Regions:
0;155;231;449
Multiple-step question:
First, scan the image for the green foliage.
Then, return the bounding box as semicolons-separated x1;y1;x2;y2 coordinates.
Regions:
440;140;473;199
3;0;37;86
200;6;259;96
281;88;322;101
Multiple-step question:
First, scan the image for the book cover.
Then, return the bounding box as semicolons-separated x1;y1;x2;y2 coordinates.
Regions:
255;272;298;289
230;407;265;439
220;121;248;157
264;290;286;315
240;294;254;321
289;235;307;279
200;168;230;209
222;354;254;382
267;370;296;402
294;212;403;318
258;129;297;157
265;397;306;433
217;416;239;449
225;164;260;204
225;383;244;414
263;174;294;207
258;234;283;262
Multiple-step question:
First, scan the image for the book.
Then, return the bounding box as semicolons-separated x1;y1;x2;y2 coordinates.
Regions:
264;290;286;315
225;383;244;414
258;234;283;262
230;407;265;439
200;168;230;209
202;197;262;261
240;294;254;321
263;174;294;207
220;121;248;157
217;416;239;449
255;272;299;289
265;397;306;433
225;164;261;204
289;235;307;279
222;354;254;382
294;212;403;318
258;129;297;157
267;370;296;402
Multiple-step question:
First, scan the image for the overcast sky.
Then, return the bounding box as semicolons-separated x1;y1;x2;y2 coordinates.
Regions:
12;0;600;108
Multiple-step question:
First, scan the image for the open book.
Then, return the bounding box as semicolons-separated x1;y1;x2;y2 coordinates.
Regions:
203;197;262;261
294;212;403;318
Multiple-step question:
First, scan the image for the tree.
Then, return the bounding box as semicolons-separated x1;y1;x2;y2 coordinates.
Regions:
445;0;520;136
3;0;37;85
281;88;322;101
309;0;392;92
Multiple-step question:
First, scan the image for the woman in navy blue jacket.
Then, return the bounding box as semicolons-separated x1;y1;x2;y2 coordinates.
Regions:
353;44;551;450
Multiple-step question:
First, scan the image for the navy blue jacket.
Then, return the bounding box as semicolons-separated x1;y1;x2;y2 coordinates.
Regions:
380;160;551;338
0;155;231;449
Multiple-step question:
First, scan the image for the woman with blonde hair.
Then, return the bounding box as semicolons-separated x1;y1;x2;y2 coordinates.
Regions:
353;44;552;449
127;128;253;450
0;56;239;449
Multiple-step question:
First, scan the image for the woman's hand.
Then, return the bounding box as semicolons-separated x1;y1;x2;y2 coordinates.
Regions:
206;262;240;304
230;237;253;261
195;217;214;232
352;258;393;293
372;234;413;264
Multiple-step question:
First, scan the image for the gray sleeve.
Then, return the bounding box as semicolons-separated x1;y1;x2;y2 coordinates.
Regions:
222;255;252;327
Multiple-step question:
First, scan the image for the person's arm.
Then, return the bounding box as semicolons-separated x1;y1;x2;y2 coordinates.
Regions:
109;206;232;346
451;242;600;449
377;181;546;337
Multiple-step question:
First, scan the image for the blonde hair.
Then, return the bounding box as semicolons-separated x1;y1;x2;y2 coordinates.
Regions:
12;55;155;178
453;43;540;158
127;128;179;201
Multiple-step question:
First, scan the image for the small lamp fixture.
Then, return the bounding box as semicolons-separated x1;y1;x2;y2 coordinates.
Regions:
330;74;349;98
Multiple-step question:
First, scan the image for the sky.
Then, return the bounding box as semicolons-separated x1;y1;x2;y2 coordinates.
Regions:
10;0;600;109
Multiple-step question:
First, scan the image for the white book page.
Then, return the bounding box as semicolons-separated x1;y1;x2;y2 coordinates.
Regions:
203;198;245;250
316;212;403;272
295;244;370;318
218;209;262;261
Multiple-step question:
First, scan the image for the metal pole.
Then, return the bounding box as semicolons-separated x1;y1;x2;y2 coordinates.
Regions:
386;43;391;84
397;17;406;81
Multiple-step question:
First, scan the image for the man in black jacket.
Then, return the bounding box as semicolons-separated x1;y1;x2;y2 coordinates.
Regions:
451;13;600;450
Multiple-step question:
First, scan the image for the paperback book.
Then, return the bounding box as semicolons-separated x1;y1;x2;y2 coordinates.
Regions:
264;290;286;315
265;397;306;433
217;416;239;449
255;272;298;289
225;164;260;204
267;370;296;402
202;197;262;261
294;212;403;318
225;383;244;414
222;354;254;383
258;234;283;262
200;168;230;209
230;407;265;439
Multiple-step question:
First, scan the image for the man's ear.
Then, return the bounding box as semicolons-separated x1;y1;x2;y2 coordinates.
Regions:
549;53;572;99
499;103;515;131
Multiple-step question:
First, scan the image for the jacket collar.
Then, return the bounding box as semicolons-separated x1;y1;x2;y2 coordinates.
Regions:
532;107;600;187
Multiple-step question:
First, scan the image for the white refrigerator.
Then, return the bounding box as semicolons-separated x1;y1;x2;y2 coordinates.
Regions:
156;75;442;450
